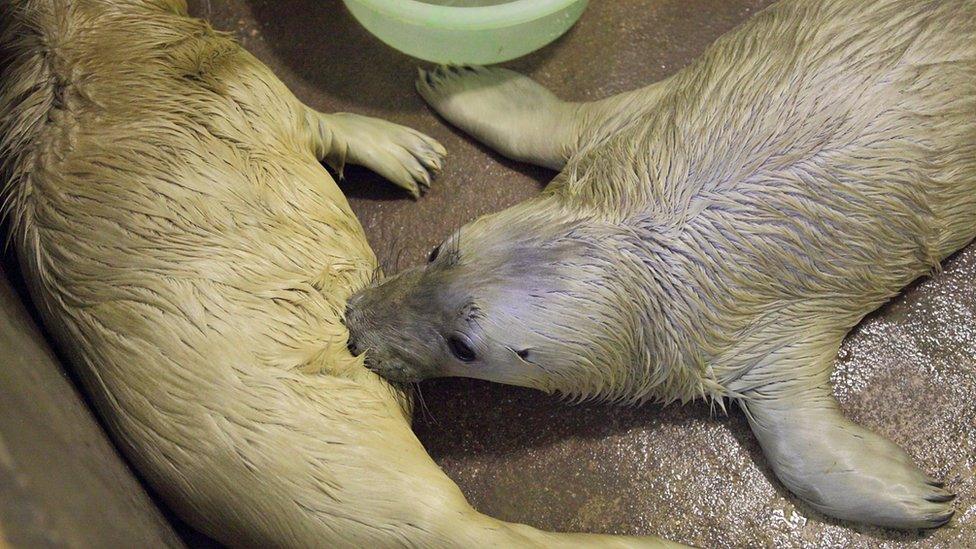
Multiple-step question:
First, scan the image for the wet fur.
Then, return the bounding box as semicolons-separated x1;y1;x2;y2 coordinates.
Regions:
349;0;976;530
0;0;669;546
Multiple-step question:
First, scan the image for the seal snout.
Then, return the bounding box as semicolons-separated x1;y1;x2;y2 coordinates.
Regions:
346;330;363;356
344;294;367;357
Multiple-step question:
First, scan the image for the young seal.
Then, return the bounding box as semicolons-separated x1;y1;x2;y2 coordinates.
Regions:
345;0;976;531
0;0;672;546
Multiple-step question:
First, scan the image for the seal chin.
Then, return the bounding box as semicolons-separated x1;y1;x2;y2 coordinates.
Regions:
364;356;426;383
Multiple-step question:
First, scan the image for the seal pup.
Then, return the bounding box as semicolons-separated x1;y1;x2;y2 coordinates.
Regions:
346;0;975;530
0;0;673;546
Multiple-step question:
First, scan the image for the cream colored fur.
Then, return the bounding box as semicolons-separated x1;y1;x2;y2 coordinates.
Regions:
347;0;976;531
0;0;675;546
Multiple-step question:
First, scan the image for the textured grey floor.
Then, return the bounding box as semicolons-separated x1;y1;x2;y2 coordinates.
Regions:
0;268;183;548
189;1;976;546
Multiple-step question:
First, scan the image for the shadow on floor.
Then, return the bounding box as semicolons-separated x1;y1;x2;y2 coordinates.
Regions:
243;0;560;111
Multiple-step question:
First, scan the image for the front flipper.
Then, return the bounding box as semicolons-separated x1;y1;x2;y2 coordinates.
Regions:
306;111;446;198
416;65;582;170
742;382;955;529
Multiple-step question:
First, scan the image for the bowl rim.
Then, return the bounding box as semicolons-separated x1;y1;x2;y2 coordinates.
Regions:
343;0;586;30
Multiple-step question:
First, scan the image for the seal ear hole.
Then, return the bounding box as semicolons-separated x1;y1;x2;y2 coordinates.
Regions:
516;349;531;360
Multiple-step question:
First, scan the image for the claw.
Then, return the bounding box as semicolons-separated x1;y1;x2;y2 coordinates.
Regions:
926;509;955;528
430;139;447;157
404;182;420;200
925;492;956;503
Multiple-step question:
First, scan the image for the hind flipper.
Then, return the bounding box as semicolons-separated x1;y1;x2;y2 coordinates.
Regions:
739;342;954;529
415;65;667;171
416;65;582;170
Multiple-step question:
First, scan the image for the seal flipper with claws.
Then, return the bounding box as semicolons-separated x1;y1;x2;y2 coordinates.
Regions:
417;65;581;170
349;0;975;530
309;111;446;198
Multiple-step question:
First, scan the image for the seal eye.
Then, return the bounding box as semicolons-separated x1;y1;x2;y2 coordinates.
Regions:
447;335;476;362
427;245;441;264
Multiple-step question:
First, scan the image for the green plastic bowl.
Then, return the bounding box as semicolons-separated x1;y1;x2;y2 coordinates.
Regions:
342;0;589;65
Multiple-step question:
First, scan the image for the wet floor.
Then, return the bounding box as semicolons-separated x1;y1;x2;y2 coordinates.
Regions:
189;1;975;546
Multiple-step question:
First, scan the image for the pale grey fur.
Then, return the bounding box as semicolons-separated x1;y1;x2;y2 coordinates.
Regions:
347;0;976;530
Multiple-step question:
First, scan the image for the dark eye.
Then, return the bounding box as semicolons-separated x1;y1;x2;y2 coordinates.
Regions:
427;244;441;263
447;335;476;362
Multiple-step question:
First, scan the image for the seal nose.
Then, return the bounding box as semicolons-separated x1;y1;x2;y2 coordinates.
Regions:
344;297;364;356
347;332;362;356
346;317;362;356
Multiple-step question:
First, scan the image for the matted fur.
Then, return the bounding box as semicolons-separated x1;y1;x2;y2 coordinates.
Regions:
348;0;976;531
0;0;670;546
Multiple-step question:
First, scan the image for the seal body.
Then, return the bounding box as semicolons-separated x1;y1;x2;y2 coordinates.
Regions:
0;1;668;547
346;0;976;530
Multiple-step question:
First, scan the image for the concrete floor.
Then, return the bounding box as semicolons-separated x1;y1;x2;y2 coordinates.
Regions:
191;1;972;546
0;268;183;548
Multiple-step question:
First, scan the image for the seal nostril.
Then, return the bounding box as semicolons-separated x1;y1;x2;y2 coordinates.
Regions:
346;322;361;355
347;335;360;356
343;300;367;356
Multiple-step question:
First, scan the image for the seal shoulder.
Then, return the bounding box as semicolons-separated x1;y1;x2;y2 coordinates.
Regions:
559;0;976;224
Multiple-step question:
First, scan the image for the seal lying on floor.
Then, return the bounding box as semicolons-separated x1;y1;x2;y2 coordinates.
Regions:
0;0;672;546
345;0;976;530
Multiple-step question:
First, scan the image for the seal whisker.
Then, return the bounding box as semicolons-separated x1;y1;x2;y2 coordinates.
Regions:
413;382;439;426
377;230;404;278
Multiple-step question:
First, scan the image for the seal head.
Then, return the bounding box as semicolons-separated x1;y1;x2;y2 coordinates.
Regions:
345;199;643;400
